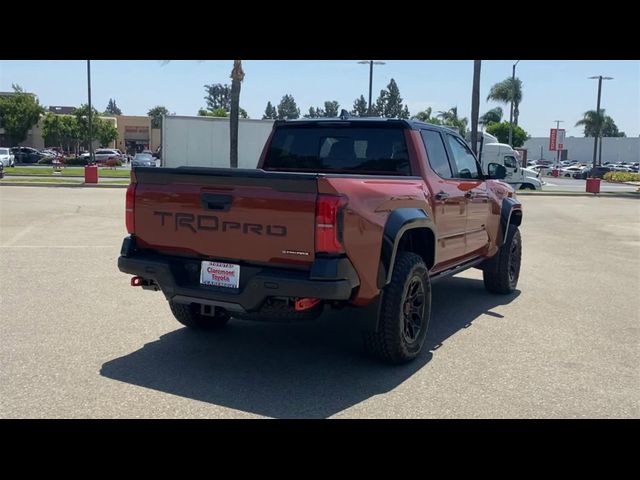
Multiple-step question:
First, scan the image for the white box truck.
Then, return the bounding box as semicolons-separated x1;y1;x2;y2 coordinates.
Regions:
161;116;274;169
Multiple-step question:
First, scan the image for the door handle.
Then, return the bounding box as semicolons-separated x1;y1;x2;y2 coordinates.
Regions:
201;193;233;211
434;191;449;201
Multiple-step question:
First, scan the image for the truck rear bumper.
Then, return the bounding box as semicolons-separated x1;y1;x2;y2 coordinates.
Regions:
117;236;359;313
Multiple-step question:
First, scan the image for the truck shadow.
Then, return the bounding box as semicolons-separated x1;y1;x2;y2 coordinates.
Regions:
101;276;520;418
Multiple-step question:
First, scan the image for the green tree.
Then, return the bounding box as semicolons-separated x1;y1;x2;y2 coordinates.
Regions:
351;95;368;117
59;115;80;153
412;107;441;124
73;104;103;149
105;98;122;115
229;60;245;168
437;106;469;136
42;113;64;148
96;119;118;147
487;77;523;126
304;106;321;118
148;105;169;129
263;101;278;119
199;107;228;117
373;79;409;119
479;107;503;126
204;83;232;111
323;101;340;117
575;109;626;137
486;121;529;147
277;94;300;119
0;84;45;145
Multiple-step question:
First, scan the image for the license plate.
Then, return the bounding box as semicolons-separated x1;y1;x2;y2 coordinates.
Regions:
200;261;240;289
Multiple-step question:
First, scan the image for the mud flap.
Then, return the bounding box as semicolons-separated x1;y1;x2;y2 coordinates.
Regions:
355;296;383;333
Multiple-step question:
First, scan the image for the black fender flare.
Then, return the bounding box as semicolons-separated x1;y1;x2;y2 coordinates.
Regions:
377;208;436;289
499;197;523;247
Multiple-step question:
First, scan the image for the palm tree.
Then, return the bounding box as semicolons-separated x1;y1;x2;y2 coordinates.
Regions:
486;77;523;125
479;107;503;126
229;60;245;169
437;106;469;136
575;109;625;137
470;60;481;155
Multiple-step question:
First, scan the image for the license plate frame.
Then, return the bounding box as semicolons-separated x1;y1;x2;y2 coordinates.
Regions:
199;261;240;289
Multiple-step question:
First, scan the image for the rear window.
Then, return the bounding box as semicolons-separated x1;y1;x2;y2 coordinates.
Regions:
263;126;411;175
0;148;9;155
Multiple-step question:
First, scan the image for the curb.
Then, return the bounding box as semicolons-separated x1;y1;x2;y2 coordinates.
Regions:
3;174;130;180
517;191;639;198
0;181;128;189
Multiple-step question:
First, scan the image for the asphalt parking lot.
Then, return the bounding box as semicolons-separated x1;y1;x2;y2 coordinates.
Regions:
0;186;638;418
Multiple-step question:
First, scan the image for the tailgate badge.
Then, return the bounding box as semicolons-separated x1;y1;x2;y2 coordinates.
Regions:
282;250;310;256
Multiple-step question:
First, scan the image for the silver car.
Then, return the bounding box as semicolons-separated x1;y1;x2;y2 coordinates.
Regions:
0;147;15;167
131;153;156;167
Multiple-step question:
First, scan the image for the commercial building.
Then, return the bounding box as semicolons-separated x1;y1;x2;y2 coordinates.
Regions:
0;98;160;153
523;137;639;164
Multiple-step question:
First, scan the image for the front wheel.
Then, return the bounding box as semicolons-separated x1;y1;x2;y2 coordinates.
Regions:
482;225;522;294
169;300;230;330
363;251;431;364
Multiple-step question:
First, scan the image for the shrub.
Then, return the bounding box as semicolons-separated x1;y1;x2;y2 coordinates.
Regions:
37;156;89;166
602;172;640;183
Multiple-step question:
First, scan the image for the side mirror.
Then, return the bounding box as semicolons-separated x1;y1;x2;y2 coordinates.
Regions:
488;163;507;179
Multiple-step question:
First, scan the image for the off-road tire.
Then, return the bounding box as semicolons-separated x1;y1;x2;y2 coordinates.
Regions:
483;224;521;294
169;300;230;330
363;251;431;364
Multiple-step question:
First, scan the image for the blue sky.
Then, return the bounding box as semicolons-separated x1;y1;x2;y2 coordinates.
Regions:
1;60;638;137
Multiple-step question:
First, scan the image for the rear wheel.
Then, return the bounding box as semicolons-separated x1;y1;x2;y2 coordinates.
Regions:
483;225;521;294
169;300;230;330
363;252;431;364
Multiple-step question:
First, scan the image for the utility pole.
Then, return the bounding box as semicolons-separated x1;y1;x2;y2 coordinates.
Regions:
87;60;93;163
588;75;613;171
358;60;385;116
554;120;563;167
508;60;520;146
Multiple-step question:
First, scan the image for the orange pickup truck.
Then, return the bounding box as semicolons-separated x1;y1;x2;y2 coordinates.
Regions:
118;117;523;363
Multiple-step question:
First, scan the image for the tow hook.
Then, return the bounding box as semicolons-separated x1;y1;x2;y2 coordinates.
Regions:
130;276;159;291
295;297;321;311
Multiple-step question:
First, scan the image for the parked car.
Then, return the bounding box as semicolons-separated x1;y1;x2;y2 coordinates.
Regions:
131;153;156;167
573;166;612;179
40;149;58;158
11;147;43;164
559;165;585;177
0;147;15;167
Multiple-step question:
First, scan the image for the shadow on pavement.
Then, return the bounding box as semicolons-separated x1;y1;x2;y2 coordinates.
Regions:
101;276;520;418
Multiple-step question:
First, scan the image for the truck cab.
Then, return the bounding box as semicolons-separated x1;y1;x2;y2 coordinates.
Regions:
469;132;541;190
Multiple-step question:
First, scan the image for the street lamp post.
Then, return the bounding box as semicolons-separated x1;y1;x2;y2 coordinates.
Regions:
358;60;385;116
87;60;93;164
553;120;563;167
588;76;613;170
508;60;520;147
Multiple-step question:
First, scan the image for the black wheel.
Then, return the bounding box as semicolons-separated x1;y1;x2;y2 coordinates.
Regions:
363;251;431;364
168;300;230;330
482;225;521;294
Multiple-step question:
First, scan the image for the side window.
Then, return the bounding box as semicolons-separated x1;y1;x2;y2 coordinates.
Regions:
445;134;482;179
504;155;517;169
420;130;453;178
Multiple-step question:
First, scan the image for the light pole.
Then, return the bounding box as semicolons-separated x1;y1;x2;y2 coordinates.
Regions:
553;120;563;167
588;76;613;170
508;60;520;146
87;60;93;164
358;60;385;116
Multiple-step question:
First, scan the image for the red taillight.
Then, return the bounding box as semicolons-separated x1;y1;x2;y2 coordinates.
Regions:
315;194;347;254
125;182;136;234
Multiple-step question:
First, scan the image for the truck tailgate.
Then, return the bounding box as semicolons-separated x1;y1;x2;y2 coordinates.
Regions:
132;167;318;267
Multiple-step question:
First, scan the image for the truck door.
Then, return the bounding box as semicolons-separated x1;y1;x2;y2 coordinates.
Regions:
419;129;466;267
503;154;520;184
443;133;491;256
